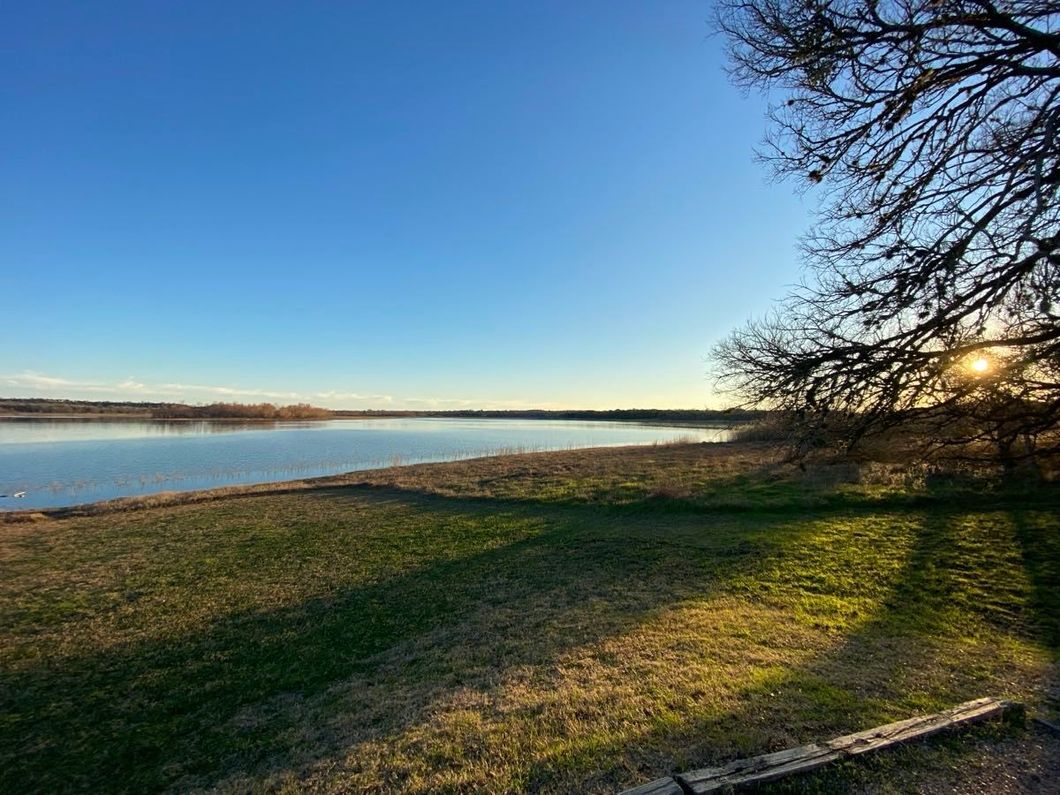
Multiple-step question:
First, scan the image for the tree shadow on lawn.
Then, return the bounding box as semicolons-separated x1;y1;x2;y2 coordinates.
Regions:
1011;509;1060;652
2;488;1056;794
517;507;1059;793
735;506;1059;794
0;488;812;793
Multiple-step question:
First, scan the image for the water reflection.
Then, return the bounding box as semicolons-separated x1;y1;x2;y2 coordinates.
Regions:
0;418;313;445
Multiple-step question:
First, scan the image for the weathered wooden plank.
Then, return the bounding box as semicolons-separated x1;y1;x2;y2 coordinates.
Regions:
675;697;1015;794
617;775;685;795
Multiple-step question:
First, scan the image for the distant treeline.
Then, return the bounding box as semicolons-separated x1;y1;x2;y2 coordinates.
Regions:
152;402;331;419
331;408;763;423
0;398;329;420
1;398;758;424
0;398;158;416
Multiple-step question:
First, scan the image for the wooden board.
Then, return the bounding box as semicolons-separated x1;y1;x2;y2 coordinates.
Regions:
677;697;1015;793
618;697;1017;795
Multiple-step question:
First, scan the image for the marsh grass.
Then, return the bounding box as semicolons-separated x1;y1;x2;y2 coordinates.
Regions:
0;442;1057;793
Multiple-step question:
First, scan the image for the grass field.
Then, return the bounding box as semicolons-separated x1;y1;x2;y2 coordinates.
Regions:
1;442;1057;793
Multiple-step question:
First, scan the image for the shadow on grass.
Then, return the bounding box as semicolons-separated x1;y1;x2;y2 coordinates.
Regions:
0;488;806;792
1011;510;1060;651
517;506;1059;792
1;483;1056;793
724;506;1059;794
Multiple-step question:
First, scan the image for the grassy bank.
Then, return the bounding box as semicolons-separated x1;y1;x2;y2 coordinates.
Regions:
1;443;1057;793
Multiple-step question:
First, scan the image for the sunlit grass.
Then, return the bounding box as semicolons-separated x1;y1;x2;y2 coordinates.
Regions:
1;442;1056;793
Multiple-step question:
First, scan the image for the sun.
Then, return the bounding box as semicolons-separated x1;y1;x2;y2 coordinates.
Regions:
970;357;990;374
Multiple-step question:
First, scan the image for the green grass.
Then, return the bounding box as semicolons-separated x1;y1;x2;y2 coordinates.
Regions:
0;443;1057;793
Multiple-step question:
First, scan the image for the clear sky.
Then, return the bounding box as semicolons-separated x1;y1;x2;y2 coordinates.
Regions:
1;1;810;409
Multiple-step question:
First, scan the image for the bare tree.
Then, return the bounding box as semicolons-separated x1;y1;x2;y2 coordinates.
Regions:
713;0;1060;466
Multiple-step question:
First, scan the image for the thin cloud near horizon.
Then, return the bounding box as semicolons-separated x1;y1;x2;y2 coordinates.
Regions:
0;371;564;412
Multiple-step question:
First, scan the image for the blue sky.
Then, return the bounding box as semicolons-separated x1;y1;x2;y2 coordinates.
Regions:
1;1;810;409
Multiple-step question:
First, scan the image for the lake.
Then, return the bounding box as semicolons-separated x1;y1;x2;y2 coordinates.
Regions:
0;417;734;510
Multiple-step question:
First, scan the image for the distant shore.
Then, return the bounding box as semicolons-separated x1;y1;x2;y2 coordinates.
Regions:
0;397;762;423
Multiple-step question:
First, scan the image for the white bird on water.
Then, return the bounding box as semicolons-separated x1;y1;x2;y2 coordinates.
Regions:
1;491;26;498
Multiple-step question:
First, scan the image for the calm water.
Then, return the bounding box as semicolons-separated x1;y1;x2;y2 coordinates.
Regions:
0;417;733;510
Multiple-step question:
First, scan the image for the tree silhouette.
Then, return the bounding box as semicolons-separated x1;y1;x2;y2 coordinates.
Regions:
713;0;1060;466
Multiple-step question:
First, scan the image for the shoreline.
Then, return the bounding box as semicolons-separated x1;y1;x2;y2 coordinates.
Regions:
0;440;740;523
0;422;742;517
